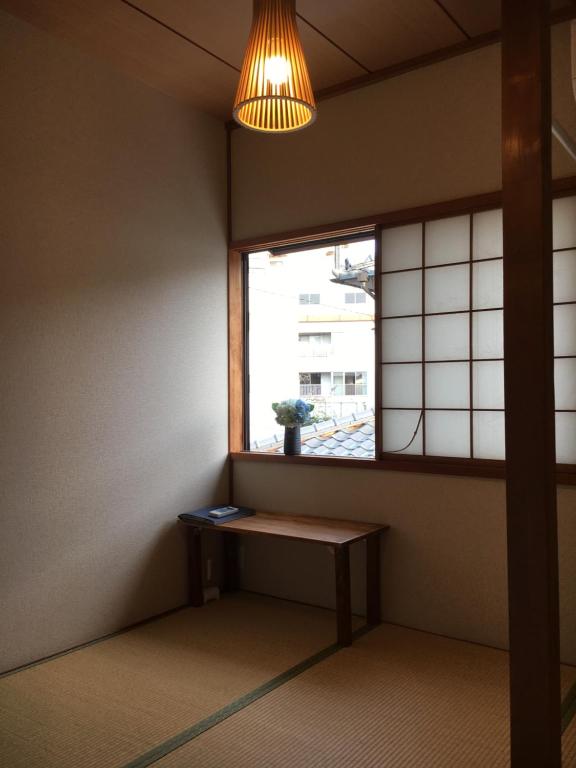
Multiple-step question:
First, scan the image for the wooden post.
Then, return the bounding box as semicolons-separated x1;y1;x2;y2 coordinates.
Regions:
502;2;561;765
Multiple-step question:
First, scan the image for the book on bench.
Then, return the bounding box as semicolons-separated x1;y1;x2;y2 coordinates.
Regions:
179;505;255;526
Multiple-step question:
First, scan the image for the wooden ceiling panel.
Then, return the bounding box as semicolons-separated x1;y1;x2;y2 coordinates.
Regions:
438;1;573;39
134;0;366;92
4;0;576;122
134;0;249;69
435;1;500;36
296;0;467;72
0;0;238;117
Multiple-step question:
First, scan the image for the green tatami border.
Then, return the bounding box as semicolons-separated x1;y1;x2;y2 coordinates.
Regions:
119;624;374;768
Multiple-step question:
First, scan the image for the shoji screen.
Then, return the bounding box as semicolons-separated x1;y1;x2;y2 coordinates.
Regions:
380;196;576;462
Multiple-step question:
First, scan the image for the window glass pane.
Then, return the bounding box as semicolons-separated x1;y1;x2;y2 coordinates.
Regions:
473;209;503;260
355;371;367;395
553;250;576;303
382;409;423;455
473;260;503;310
425;314;469;360
381;271;422;317
554;358;576;410
554;304;576;356
381;223;422;272
473;361;504;409
332;372;343;395
425;264;469;313
425;362;469;408
473;310;503;359
382;364;422;408
556;412;576;463
248;241;375;454
425;215;470;266
473;412;505;459
426;411;470;457
345;292;367;304
553;195;576;250
381;317;421;362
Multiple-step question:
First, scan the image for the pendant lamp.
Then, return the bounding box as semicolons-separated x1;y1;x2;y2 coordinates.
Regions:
233;0;316;133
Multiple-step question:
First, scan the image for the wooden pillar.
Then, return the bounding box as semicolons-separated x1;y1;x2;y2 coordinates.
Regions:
501;2;561;765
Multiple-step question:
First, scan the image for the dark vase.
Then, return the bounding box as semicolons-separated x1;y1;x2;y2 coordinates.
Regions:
284;425;301;455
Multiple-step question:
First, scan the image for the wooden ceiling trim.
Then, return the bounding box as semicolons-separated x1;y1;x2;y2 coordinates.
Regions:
119;0;240;72
315;4;576;103
297;0;466;73
430;0;472;39
314;29;500;102
296;12;372;73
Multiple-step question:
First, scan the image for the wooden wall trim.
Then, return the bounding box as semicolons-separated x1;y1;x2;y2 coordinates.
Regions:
231;451;576;485
228;249;244;454
502;1;561;764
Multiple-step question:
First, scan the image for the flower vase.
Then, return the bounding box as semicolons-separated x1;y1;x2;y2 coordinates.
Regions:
284;425;301;455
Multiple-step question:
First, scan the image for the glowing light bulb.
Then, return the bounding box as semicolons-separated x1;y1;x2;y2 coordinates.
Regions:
264;55;291;86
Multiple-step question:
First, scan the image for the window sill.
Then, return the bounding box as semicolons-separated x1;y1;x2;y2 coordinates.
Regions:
230;451;576;485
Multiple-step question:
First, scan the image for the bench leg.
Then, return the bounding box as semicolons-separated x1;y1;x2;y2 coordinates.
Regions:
334;544;352;646
187;527;204;607
222;532;240;592
366;533;381;626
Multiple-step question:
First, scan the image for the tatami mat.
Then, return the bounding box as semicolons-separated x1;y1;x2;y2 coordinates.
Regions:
152;623;576;768
565;715;576;766
0;593;348;768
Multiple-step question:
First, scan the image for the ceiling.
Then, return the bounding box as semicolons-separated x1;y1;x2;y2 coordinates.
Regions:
1;0;575;120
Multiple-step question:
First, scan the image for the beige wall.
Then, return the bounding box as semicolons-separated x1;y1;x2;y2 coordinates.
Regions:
231;23;576;241
233;463;576;664
0;10;227;672
231;23;576;662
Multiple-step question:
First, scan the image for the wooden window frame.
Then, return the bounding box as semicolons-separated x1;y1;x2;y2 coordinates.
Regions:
229;178;576;484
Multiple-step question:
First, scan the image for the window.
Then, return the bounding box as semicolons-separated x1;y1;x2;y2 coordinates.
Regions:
345;292;366;304
331;371;368;396
246;240;376;455
379;199;576;462
299;333;331;344
299;372;322;396
232;191;576;473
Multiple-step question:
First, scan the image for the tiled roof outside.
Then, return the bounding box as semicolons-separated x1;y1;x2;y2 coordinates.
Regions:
251;409;375;458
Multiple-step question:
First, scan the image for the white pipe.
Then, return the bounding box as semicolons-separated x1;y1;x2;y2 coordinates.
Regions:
552;119;576;162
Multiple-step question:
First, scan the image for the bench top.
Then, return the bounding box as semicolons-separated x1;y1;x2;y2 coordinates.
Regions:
182;510;388;546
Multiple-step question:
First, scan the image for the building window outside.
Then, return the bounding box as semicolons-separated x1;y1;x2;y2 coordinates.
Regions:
345;292;366;304
330;371;368;396
299;293;320;305
299;332;331;344
299;372;322;396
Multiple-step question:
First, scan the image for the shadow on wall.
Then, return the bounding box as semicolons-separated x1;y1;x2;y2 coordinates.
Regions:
107;457;230;632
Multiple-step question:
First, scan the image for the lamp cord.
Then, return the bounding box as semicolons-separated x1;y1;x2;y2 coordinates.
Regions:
386;410;424;453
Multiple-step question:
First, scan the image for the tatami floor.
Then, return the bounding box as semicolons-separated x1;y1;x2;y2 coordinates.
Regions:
1;592;575;768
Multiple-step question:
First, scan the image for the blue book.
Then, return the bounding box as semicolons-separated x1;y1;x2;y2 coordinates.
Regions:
179;505;255;526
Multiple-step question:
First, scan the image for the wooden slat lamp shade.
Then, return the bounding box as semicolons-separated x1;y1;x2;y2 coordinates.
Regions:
233;0;316;132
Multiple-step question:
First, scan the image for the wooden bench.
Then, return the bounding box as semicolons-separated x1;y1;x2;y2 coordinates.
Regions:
179;511;388;646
